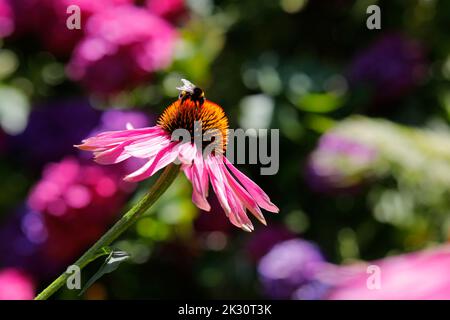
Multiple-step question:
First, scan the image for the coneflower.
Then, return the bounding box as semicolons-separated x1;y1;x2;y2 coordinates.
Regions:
35;80;279;300
76;79;279;232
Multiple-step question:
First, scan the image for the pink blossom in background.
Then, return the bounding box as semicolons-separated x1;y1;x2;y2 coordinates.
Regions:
0;0;13;37
67;6;177;95
0;268;34;300
7;0;133;56
326;245;450;300
305;133;378;193
146;0;187;23
27;157;135;263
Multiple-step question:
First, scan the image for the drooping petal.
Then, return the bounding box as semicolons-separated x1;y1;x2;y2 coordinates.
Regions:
182;163;211;211
225;185;253;232
212;156;255;231
221;163;267;225
205;156;231;215
181;143;211;211
206;155;253;232
195;151;209;199
224;157;279;213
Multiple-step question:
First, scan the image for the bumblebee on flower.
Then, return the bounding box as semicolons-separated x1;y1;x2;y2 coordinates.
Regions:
77;79;279;232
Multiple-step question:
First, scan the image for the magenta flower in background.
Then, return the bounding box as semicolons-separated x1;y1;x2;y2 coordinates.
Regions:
348;33;427;104
146;0;187;23
5;0;44;36
27;157;135;263
67;5;177;95
6;0;132;55
306;133;377;193
76;79;278;232
0;0;14;37
258;239;327;299
43;0;134;56
327;245;450;300
0;268;34;300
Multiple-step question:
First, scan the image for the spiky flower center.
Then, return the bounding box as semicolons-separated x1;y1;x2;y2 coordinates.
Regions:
157;98;229;152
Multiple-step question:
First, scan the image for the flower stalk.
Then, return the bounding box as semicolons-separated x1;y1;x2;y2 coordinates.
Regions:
34;164;180;300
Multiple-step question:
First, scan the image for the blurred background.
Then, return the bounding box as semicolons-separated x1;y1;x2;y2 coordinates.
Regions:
1;0;450;300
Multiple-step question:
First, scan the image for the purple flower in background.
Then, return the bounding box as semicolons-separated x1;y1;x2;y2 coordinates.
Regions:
67;6;177;95
292;280;330;300
258;239;327;299
146;0;187;23
0;207;55;277
81;109;153;172
306;133;377;193
246;225;295;263
27;156;135;264
348;33;427;103
0;0;13;37
0;268;34;300
88;109;153;136
327;245;450;300
9;99;100;168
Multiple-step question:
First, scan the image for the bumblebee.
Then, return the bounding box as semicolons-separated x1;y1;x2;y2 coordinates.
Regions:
178;80;205;105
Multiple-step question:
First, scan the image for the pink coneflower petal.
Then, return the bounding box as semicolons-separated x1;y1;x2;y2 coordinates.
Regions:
177;142;197;164
181;145;211;211
94;140;134;164
205;155;254;232
125;134;171;158
183;163;210;211
221;164;267;226
77;127;161;150
124;142;180;182
224;157;279;213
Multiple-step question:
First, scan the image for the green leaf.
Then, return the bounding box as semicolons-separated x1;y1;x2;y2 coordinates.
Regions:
88;246;113;264
79;250;130;296
297;92;344;113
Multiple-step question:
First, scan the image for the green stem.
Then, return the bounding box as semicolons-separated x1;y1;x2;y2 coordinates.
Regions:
34;164;180;300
